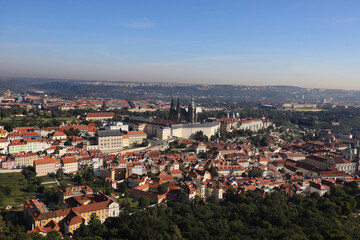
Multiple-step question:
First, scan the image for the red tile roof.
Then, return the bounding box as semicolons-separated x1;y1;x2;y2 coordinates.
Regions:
86;112;115;118
62;157;78;164
35;158;60;165
53;131;66;136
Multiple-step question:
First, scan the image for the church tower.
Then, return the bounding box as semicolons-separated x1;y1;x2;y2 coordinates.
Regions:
169;98;177;122
187;97;197;123
176;98;181;121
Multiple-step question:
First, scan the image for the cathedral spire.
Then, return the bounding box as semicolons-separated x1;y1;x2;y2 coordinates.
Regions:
176;98;180;111
170;98;174;109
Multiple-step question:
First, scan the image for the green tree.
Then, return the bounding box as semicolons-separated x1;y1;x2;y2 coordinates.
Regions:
194;131;208;142
141;138;149;147
248;169;262;178
118;182;128;194
208;166;218;178
158;183;169;195
138;196;150;208
56;168;64;179
23;169;37;180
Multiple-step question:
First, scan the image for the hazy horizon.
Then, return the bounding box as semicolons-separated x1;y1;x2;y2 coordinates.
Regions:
1;1;359;90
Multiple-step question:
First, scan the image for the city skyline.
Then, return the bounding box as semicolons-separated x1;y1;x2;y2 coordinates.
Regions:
1;0;360;89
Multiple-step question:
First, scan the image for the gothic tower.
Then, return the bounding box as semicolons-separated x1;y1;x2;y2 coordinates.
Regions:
187;97;197;123
176;98;181;121
169;98;177;122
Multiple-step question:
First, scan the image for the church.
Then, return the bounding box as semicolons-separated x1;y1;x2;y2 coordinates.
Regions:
168;98;198;123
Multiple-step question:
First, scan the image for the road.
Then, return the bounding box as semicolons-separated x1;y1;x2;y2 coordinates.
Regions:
109;138;174;155
146;139;174;152
128;203;158;216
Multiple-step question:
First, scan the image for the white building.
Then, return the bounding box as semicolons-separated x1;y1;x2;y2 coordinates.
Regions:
34;157;61;176
0;139;9;154
52;132;67;140
156;122;220;140
62;157;79;174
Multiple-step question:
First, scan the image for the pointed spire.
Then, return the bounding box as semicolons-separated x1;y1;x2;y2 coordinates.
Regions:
170;98;174;109
176;98;180;111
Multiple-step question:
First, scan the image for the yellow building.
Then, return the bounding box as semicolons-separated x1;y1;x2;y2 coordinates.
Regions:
8;140;27;154
24;192;120;235
0;128;8;138
127;131;147;146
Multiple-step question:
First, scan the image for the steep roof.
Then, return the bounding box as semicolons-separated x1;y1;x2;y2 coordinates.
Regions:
53;131;66;137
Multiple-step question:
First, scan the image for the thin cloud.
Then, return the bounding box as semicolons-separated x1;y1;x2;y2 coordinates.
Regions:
95;50;127;63
335;18;357;24
122;19;154;29
0;42;106;49
192;55;242;61
111;36;176;44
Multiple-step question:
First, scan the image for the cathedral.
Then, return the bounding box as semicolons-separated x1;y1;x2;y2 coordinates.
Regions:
168;98;198;123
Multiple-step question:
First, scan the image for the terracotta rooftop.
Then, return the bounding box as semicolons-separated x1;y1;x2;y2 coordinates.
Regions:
34;158;60;165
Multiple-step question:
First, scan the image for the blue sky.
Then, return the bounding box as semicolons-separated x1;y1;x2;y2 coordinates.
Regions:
0;0;359;89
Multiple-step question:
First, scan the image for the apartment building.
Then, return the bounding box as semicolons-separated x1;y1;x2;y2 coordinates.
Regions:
13;152;38;168
0;139;9;154
126;131;147;146
61;157;79;174
85;112;115;121
34;157;61;176
59;185;94;203
96;127;123;152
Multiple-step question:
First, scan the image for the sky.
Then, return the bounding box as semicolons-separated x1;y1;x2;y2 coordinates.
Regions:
0;0;359;89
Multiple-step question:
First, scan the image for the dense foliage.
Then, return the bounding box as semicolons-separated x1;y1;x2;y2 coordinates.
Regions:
73;184;360;240
0;184;357;239
2;174;360;240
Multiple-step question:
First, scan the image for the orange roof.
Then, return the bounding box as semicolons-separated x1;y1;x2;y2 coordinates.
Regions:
53;131;66;136
218;165;245;171
22;132;40;137
8;132;21;137
62;157;78;164
16;127;34;131
86;112;115;118
127;131;146;135
35;158;60;165
9;140;26;146
0;128;8;133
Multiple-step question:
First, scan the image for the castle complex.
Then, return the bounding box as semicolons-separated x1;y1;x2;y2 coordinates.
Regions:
169;98;198;123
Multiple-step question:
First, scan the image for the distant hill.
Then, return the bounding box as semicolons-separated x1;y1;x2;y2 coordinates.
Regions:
2;77;360;104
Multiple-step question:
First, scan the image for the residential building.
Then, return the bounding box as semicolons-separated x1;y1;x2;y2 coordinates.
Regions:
8;140;27;154
126;131;147;146
0;127;9;138
34;157;61;176
62;157;79;174
0;139;9;154
96;126;123;152
59;185;94;203
52;132;67;140
85;112;115;121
